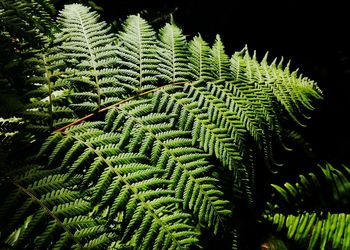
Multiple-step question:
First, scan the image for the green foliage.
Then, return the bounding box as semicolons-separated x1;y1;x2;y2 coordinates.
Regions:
264;163;350;249
157;23;189;83
0;0;55;48
21;49;76;132
116;14;159;92
0;2;325;249
55;4;126;114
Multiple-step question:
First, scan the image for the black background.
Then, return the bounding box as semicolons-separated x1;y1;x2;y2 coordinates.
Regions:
93;0;350;164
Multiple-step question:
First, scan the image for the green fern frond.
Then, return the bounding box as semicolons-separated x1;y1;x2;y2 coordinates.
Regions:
55;4;125;114
157;23;190;83
188;35;213;81
264;163;350;249
0;172;114;249
21;50;76;132
104;101;232;233
232;48;322;126
0;0;55;47
210;35;231;80
116;15;159;91
39;124;201;249
266;212;350;250
0;3;324;249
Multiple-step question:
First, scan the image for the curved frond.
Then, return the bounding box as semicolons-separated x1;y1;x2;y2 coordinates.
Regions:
0;4;323;249
264;163;350;249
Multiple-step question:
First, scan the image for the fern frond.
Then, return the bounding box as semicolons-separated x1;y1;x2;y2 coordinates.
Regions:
264;163;350;249
266;212;350;250
0;172;113;249
188;35;213;81
232;48;322;126
55;4;125;114
22;50;76;132
39;125;200;249
104;102;232;233
116;15;159;91
0;0;55;47
157;23;190;83
0;4;324;249
210;35;231;80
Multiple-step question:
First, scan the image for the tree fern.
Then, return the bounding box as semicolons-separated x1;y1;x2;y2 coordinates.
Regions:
264;163;350;249
0;3;324;249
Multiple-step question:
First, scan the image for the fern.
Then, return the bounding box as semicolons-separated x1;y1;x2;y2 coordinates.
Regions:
104;100;232;232
188;35;213;80
0;3;324;249
116;15;159;91
21;49;76;132
157;23;189;83
54;4;126;114
0;170;114;249
0;0;55;48
38;123;200;249
264;163;350;249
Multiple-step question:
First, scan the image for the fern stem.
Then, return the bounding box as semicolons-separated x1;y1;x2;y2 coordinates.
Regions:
66;134;186;249
12;181;83;249
54;81;190;133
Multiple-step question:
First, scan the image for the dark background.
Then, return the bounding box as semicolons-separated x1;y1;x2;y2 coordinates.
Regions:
87;0;350;165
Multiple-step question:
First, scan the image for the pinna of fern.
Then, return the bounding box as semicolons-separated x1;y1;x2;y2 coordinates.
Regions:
264;163;350;250
116;14;159;92
21;48;76;132
157;22;190;83
0;167;116;249
54;4;128;115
